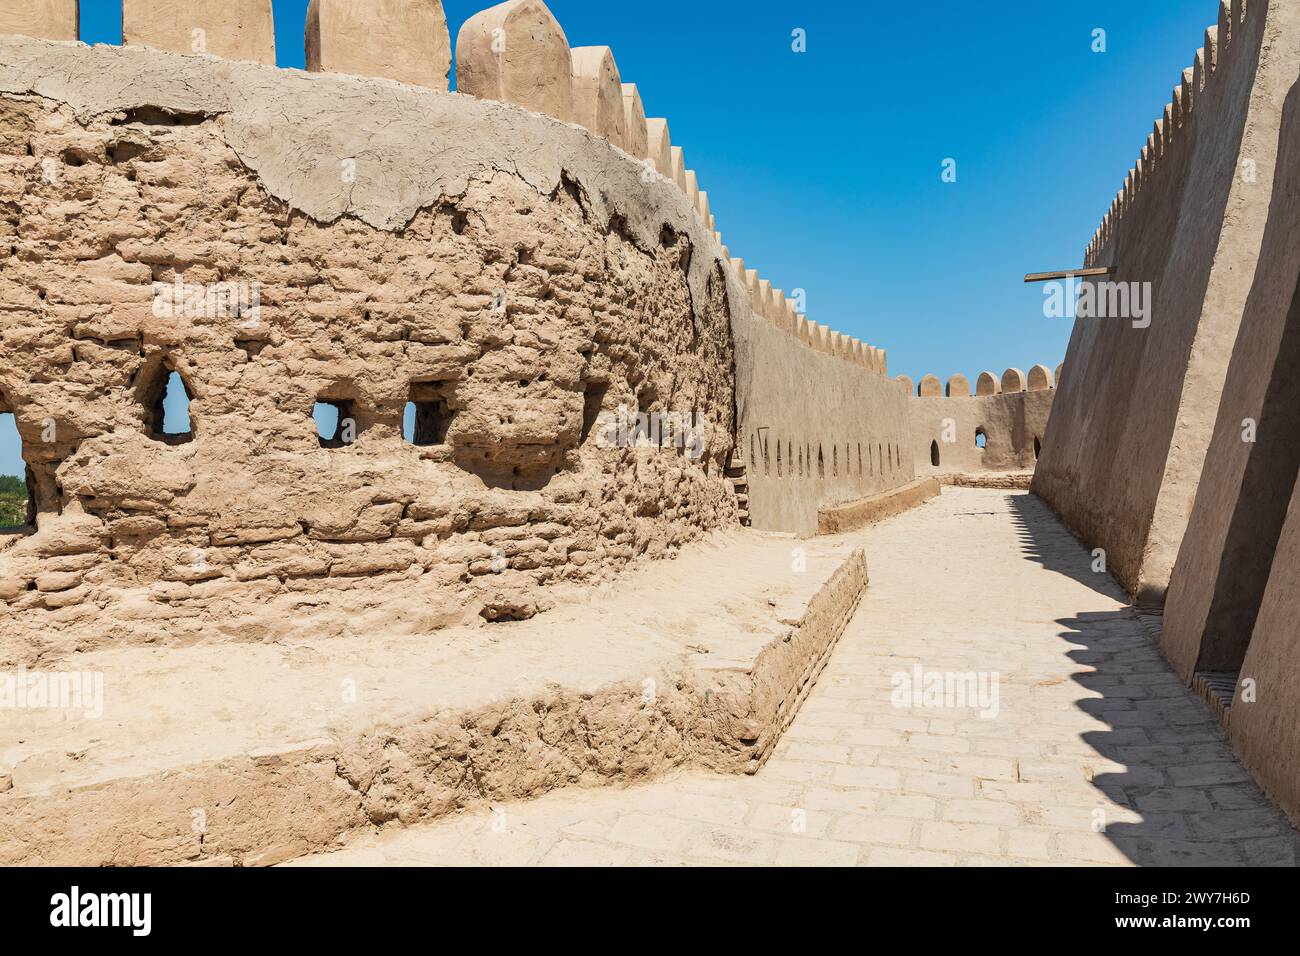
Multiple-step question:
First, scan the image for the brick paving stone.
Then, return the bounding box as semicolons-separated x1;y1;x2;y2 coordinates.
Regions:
284;491;1299;868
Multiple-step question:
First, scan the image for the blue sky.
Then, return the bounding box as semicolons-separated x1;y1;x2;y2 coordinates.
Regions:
1;0;1222;477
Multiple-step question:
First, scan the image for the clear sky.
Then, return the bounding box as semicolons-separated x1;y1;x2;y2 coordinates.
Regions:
1;0;1223;477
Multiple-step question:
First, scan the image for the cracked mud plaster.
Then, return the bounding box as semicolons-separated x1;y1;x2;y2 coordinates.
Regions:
0;36;723;312
0;36;743;658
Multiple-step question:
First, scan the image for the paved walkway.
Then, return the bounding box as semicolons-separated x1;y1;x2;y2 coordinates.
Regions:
285;489;1299;867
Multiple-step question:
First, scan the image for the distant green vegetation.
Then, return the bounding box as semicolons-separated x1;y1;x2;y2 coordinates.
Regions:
0;474;27;527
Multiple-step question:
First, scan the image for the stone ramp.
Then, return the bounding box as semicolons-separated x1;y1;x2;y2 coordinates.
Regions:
0;533;865;866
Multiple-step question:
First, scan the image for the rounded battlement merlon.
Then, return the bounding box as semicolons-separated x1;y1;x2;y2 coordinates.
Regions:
456;0;573;123
796;316;811;347
571;45;628;151
684;169;699;208
621;83;648;160
1182;66;1196;117
917;374;942;398
669;146;687;191
805;320;822;351
645;118;672;178
814;324;832;354
307;0;451;90
123;0;276;65
0;0;78;40
772;290;789;329
905;366;1058;398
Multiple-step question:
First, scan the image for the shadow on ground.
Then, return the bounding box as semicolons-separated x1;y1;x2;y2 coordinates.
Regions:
1006;494;1125;599
1008;492;1299;866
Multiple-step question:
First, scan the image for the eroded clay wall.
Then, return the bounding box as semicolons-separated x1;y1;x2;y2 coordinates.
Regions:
1227;479;1300;828
733;314;912;537
1160;74;1300;683
1033;0;1300;603
0;36;740;658
904;368;1055;476
0;0;916;656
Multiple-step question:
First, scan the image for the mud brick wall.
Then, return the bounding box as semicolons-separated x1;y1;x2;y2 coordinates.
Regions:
0;37;739;656
1033;0;1300;603
903;366;1057;476
0;0;920;652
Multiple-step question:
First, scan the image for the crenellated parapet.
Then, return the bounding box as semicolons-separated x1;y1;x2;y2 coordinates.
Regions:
0;0;878;374
0;0;888;379
902;363;1059;398
1084;0;1250;266
904;364;1060;476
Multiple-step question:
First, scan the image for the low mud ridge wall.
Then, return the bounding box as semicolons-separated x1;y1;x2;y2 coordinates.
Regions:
734;313;913;537
0;36;745;656
0;538;866;866
817;477;941;535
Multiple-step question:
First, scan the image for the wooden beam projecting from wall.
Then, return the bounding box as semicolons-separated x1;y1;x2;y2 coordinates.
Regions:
1023;267;1114;283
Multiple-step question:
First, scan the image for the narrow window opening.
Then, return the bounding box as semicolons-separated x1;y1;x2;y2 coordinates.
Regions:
143;363;193;444
0;411;34;529
315;399;357;449
404;399;453;446
930;440;940;467
817;445;825;479
976;428;988;449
